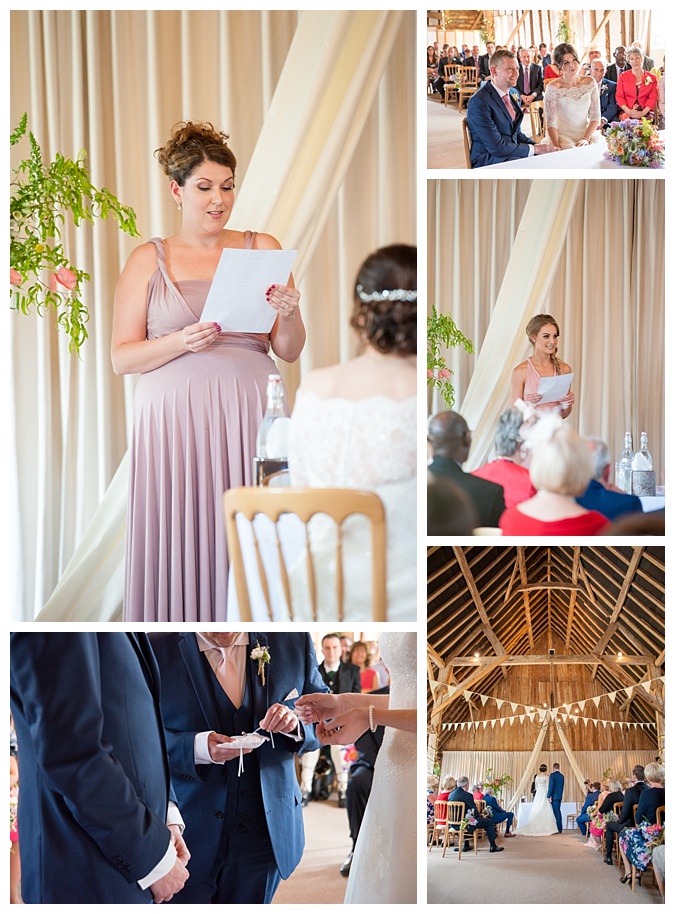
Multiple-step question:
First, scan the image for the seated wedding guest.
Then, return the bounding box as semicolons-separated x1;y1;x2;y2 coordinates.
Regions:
472;783;485;801
585;778;624;849
288;245;415;622
499;422;610;536
448;777;504;853
652;843;665;902
618;762;665;884
516;47;544;109
617;46;659;121
478;42;496;82
577;781;602;836
658;59;665;127
350;641;379;693
510;314;575;418
539;44;552;71
466;49;560;167
432;44;452;98
483;787;516;836
541;43;602;149
631;40;655;73
427;476;478;535
604;765;648;866
590;59;620;127
427;411;505;528
437;774;457;802
606;46;628;83
576;437;643;522
471;407;536;508
427;45;438;81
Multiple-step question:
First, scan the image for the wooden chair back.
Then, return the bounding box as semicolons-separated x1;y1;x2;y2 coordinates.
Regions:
656;805;665;826
442;801;467;858
529;100;546;142
461;117;473;168
224;486;387;622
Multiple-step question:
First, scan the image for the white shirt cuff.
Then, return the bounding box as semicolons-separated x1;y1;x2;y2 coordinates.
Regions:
166;800;185;832
138;838;176;891
195;730;221;764
528;145;535;156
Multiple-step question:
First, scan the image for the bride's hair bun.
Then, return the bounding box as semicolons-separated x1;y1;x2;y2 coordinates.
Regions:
539;764;548;772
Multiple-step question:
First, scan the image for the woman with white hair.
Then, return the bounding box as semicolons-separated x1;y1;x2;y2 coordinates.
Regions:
471;407;536;508
499;421;609;535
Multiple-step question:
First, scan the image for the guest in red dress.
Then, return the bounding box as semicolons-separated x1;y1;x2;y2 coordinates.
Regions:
350;641;380;693
499;422;609;536
472;407;536;508
616;46;659;120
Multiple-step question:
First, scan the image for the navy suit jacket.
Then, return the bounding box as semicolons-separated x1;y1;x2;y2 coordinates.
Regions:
149;632;328;884
576;478;642;522
619;782;647;826
466;81;535;167
10;633;172;903
548;769;564;801
483;793;512;824
428;455;505;527
580;789;600;815
597;78;620;124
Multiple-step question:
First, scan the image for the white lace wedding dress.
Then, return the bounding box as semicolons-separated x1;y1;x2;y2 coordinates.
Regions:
518;774;558;836
542;80;603;148
345;631;416;904
286;392;416;622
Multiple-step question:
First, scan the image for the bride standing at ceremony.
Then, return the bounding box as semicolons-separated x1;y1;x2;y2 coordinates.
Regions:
287;245;416;621
518;764;559;836
541;43;602;149
296;631;416;903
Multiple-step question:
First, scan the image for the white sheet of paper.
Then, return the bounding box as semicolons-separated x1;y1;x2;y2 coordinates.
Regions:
537;373;573;404
201;248;297;332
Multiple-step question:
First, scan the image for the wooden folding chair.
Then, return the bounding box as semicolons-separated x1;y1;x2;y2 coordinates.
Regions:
224;486;387;622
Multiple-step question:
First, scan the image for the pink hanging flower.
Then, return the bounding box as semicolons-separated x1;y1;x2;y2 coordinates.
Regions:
439;368;452;378
55;266;77;290
427;369;435;378
10;268;23;286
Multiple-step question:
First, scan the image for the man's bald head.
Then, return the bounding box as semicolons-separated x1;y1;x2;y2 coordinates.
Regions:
427;411;472;463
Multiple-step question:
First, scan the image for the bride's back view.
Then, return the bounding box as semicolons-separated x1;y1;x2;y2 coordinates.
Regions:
518;765;558;836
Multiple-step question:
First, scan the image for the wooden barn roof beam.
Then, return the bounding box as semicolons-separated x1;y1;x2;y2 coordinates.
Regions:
593;547;645;654
453;547;506;654
516;547;535;649
445;653;654;667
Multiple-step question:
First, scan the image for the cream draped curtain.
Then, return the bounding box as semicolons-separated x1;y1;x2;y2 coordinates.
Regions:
427;179;664;474
10;10;415;621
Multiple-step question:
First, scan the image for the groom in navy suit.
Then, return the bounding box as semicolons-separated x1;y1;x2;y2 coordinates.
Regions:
547;763;565;833
10;633;189;903
466;49;560;167
149;632;328;904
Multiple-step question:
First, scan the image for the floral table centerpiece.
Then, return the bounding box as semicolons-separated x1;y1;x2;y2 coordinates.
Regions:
603;117;665;168
484;768;513;800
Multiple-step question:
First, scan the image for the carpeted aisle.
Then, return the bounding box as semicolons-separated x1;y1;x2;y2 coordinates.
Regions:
428;830;661;904
273;794;352;904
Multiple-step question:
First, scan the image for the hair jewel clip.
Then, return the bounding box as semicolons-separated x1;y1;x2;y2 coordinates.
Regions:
356;284;417;303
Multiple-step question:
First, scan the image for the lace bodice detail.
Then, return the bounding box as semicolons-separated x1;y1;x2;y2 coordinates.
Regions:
288;392;416;489
381;632;416;712
544;80;600;130
535;774;549;792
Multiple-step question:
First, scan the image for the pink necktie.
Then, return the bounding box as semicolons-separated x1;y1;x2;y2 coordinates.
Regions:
524;68;530;94
216;648;241;707
503;93;517;120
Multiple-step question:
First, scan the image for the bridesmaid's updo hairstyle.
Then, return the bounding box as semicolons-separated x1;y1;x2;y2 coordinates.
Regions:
155;121;237;185
351;244;417;356
553;42;578;69
526;313;561;373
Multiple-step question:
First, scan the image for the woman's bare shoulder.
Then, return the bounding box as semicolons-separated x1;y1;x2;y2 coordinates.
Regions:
559;360;573;374
120;241;159;278
512;360;528;377
297;363;344;397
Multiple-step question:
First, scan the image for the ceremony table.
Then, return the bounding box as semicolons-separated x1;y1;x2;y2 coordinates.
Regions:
481;131;666;171
517;801;578;829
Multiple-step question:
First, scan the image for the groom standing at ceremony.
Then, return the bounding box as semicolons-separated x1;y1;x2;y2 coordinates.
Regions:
9;633;190;903
149;632;328;904
548;763;565;833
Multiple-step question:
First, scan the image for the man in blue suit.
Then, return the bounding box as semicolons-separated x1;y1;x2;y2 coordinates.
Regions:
483;788;516;836
590;59;620;128
577;437;643;522
547;763;565;833
149;632;328;904
10;633;190;903
466;49;560;167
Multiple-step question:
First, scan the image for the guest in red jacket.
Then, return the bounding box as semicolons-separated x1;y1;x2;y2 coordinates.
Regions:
616;46;659;120
472;407;536;508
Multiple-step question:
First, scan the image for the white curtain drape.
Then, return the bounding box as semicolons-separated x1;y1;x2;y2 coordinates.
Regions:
10;10;415;620
427;179;664;475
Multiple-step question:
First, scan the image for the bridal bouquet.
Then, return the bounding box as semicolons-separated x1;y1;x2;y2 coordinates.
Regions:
603;118;665;168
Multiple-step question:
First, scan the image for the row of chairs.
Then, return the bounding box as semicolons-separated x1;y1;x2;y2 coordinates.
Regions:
583;800;665;893
429;799;510;859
